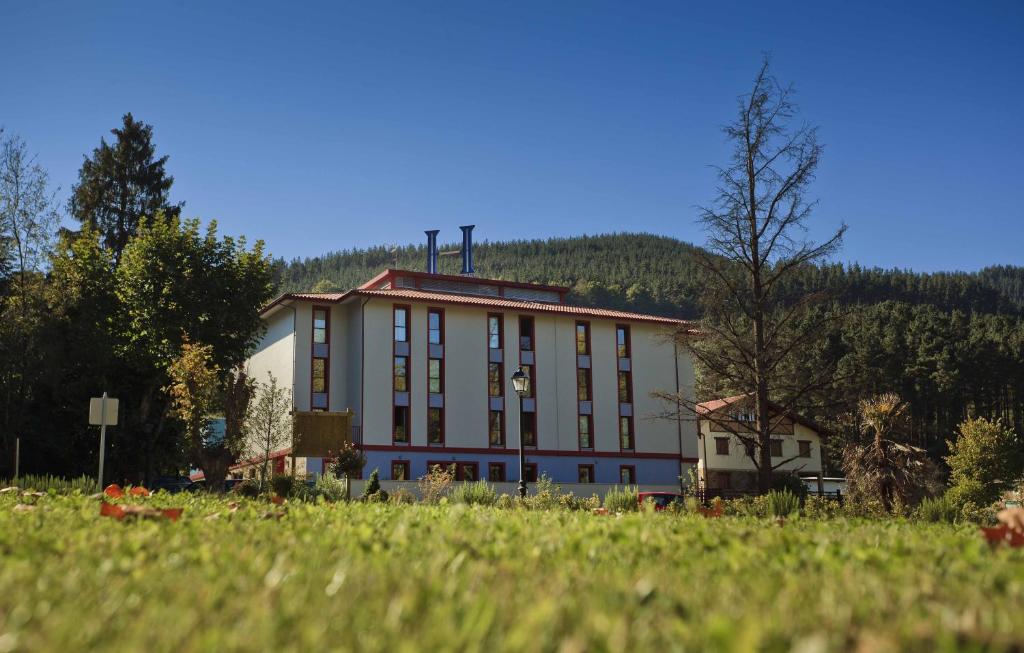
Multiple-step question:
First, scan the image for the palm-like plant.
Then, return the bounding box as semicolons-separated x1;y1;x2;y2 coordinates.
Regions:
842;393;936;512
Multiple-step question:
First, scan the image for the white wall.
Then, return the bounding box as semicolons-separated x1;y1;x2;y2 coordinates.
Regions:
246;308;296;407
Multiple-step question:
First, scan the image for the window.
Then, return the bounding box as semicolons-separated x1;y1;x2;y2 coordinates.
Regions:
393;406;409;443
715;471;732;490
314;309;328;344
312;358;326;393
428;359;442;394
617;371;632;403
578;415;593;449
521;410;537;447
488;462;506;482
523;463;538;482
488;314;502;349
715;437;730;455
616;325;630;359
575;322;590;355
576;368;591;401
519;316;534;351
488;363;503;397
428;309;443;345
619;465;636;485
393;357;408;392
770;438;783;457
578;465;595;483
798;440;812;458
519;364;534;398
489;410;505;446
427;407;443;444
394;306;408;342
457;462;478;482
391;460;410;481
619;416;634;450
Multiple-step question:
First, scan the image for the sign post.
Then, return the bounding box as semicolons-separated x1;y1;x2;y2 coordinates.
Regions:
89;393;119;488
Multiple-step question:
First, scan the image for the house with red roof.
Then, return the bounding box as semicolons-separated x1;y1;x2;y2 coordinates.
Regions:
241;227;700;489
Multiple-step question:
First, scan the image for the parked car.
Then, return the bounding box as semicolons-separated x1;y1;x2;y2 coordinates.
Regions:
150;476;195;494
637;492;686;511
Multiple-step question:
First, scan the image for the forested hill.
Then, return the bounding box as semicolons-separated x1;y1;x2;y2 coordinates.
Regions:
274;233;1024;319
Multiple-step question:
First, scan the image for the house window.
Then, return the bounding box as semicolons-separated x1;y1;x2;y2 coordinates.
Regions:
457;462;478;482
428;309;443;345
488;462;506;482
578;415;593;449
770;439;783;457
617;371;632;403
428;407;443;445
616;325;630;359
523;463;538;482
393;357;408;392
313;308;328;344
619;465;636;485
394;306;408;342
575;322;590;355
798;440;811;458
488;314;502;349
312;358;326;393
391;460;410;481
521;410;537;447
519;316;534;351
393;406;409;443
578;465;595;483
488;363;503;397
576;368;591;401
489;410;505;446
715;437;730;455
519;364;534;397
428;359;442;394
619;416;634;451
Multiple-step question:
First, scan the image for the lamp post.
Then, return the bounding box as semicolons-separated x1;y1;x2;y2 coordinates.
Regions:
510;367;531;499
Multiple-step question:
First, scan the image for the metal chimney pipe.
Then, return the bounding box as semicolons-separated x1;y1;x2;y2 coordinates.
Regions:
425;230;439;273
459;225;475;275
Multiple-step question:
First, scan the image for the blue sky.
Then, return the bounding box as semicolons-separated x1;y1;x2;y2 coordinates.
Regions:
2;1;1022;271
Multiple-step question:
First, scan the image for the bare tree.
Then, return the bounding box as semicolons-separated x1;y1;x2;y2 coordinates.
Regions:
242;372;292;492
670;57;846;493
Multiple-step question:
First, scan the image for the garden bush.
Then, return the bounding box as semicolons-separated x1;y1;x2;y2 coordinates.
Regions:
765;489;800;518
418;464;453;503
314;473;347;502
604;486;639;513
270;474;299;498
802;495;841;519
916;493;959;523
451;481;498;506
389;487;416;505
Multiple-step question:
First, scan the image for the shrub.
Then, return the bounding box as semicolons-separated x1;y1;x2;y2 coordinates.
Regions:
389;487;416;504
771;473;808;499
723;495;768;518
1;475;98;494
235;479;261;498
365;490;389;503
523;475;560;511
271;474;298;498
362;469;382;500
802;495;841;520
315;473;347;502
418;464;454;504
915;494;958;523
451;481;498;506
559;492;600;512
495;494;517;510
945;417;1022;507
604;486;639;513
765;490;800;518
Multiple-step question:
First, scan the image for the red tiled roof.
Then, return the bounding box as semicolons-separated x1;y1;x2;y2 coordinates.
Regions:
696;394;828;437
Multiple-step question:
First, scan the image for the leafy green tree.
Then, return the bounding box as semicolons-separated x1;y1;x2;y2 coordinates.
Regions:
69;113;182;264
241;372;291;492
945;417;1022;507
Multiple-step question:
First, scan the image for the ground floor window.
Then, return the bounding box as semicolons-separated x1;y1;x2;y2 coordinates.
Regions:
488;462;506;482
391;460;410;481
619;465;635;485
523;463;538;482
578;464;595;483
429;461;479;482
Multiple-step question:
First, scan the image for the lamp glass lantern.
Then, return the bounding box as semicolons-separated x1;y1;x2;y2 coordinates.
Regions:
511;367;530;397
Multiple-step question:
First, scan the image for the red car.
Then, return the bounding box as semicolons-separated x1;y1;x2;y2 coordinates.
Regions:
637;492;686;511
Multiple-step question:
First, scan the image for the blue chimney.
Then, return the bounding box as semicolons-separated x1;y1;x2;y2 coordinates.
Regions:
459;225;475;275
425;230;439;273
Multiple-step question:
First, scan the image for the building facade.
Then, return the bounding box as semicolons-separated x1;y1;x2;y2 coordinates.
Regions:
696;395;826;491
245;236;698;487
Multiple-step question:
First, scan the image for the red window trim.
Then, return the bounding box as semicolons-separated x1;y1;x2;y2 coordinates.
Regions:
577;464;595;483
487;313;504;350
616;324;635;451
619;415;635;452
392;304;412;445
488;461;507;482
575;320;591;355
578;414;594;451
427;307;445;446
520;408;537;449
427;406;445;447
615;323;632;359
576;320;592;451
487;313;505;448
619;464;636;485
390;460;410;481
311;305;331;408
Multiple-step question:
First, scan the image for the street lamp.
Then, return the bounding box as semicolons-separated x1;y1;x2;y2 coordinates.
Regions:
510;367;531;498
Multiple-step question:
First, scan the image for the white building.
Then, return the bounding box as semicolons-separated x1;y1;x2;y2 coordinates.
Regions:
245;228;699;487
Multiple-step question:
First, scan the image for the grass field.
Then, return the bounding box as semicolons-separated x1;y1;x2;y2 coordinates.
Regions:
1;492;1022;652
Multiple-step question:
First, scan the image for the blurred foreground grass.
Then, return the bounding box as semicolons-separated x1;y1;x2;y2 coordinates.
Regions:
1;492;1022;652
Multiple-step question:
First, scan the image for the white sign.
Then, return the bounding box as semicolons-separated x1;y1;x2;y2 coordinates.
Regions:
89;396;119;426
